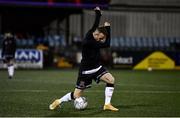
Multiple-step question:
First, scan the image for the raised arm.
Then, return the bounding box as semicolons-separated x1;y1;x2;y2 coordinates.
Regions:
96;22;111;48
90;7;102;32
102;22;111;47
84;22;111;48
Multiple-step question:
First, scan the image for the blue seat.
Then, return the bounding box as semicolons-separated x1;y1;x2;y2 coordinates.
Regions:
119;37;125;47
136;37;141;48
147;37;153;48
153;37;159;48
159;37;165;48
164;37;170;47
130;37;136;47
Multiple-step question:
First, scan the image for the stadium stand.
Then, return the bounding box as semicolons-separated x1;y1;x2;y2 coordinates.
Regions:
111;37;180;51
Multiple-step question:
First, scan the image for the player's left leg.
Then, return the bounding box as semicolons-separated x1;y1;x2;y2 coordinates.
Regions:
49;68;91;110
100;73;119;111
49;88;83;110
7;59;15;79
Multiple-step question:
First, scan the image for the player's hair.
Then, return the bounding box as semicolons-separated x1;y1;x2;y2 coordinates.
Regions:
97;27;108;36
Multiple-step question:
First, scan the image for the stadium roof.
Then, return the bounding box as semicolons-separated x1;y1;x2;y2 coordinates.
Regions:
109;0;180;12
110;0;180;6
0;6;81;34
0;0;110;9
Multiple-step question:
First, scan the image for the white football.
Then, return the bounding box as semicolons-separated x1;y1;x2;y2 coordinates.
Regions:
74;97;88;110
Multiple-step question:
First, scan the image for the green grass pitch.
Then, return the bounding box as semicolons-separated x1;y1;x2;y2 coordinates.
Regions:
0;69;180;117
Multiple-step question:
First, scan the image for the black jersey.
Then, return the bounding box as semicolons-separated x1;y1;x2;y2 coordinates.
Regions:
2;37;16;58
80;10;111;70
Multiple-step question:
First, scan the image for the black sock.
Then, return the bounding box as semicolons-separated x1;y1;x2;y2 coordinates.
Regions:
106;83;114;87
70;92;75;100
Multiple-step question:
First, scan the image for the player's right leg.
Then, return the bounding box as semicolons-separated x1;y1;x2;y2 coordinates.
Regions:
49;88;83;110
100;73;119;111
7;59;15;79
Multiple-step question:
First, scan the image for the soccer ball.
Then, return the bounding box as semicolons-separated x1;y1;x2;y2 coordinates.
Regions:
74;97;88;110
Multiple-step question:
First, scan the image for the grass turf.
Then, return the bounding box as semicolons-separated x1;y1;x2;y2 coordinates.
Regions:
0;69;180;117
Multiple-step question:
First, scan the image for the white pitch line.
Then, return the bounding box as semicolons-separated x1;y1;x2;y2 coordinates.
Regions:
85;90;180;94
0;90;180;94
0;90;48;93
115;83;177;88
5;79;178;89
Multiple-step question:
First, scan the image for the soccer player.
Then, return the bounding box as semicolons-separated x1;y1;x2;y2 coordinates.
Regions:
1;32;16;79
49;7;119;111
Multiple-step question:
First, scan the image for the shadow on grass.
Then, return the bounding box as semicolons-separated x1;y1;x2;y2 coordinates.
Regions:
47;104;156;117
118;104;156;109
47;107;104;117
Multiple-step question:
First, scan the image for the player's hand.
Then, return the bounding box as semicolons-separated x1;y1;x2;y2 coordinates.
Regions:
94;6;101;11
104;22;110;26
94;7;102;15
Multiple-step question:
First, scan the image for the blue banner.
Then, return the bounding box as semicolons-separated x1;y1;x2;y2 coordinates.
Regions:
0;49;43;69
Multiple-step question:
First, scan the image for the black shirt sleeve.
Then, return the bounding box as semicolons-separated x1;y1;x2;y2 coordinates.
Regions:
89;10;102;32
1;38;16;57
1;39;5;57
83;9;111;49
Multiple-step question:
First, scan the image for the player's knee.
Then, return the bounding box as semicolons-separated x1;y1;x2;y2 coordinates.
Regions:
108;76;115;84
105;74;115;84
74;89;83;98
74;93;80;98
101;73;115;84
